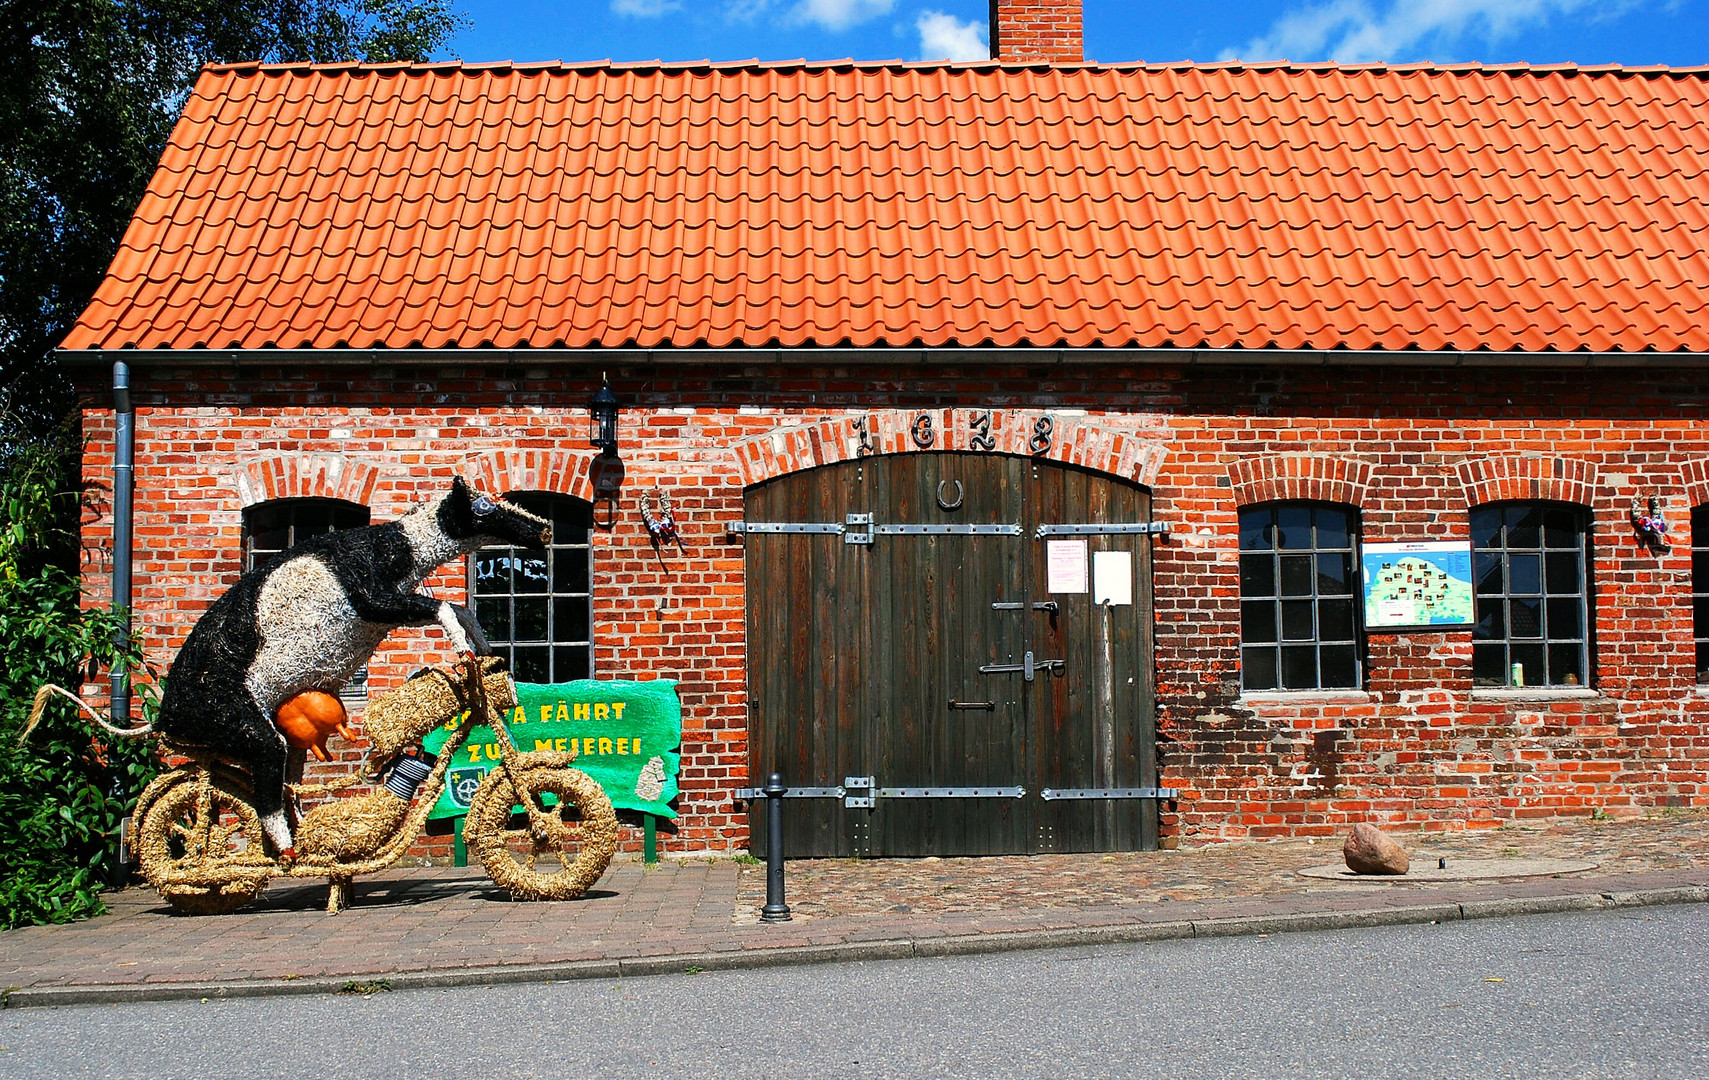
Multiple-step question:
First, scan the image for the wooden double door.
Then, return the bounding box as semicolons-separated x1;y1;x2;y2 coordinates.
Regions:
744;453;1159;857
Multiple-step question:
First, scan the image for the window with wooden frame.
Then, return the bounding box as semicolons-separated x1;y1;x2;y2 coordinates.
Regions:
1470;502;1591;688
1238;503;1361;691
469;493;594;684
1694;505;1709;685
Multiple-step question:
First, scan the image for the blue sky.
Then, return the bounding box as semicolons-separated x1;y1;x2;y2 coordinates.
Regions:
449;1;1709;67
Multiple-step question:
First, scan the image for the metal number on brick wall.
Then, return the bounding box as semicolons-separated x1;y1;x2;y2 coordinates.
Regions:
969;410;996;452
911;412;935;448
853;416;875;457
1029;415;1054;454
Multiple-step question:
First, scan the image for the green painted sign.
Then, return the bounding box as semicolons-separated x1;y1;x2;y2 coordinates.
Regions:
422;680;681;820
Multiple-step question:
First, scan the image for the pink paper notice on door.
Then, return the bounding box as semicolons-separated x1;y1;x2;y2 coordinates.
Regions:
1046;539;1088;593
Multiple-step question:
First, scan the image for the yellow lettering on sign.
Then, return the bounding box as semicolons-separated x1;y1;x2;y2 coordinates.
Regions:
593;703;610;721
511;706;526;724
485;744;504;761
555;703;570;722
574;703;590;721
583;738;598;756
612;702;627;721
616;738;629;755
632;739;641;756
466;746;482;764
535;739;554;752
555;737;568;752
598;737;613;755
539;705;553;723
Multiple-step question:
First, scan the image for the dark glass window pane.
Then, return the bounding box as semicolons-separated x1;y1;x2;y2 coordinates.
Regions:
1508;554;1541;595
1469;508;1501;550
512;646;549;683
1320;646;1357;688
1279;555;1313;596
1547;642;1584;686
513;555;548;594
554;547;590;587
1472;643;1507;686
1545;551;1580;595
1510;643;1546;686
475;598;506;634
1315;512;1350;549
1316;552;1351;594
250;525;290;555
1238;511;1274;551
1242;647;1278;690
1281;646;1317;688
1546;597;1582;640
1320;599;1354;641
1506;506;1541;548
1276;506;1312;550
1543;508;1578;549
513;597;548;641
474;551;512;592
1697;641;1709;684
1281;600;1315;640
1242;601;1277;643
553;597;591;643
553;646;591;682
1474;597;1504;640
1510;598;1542;638
1696;597;1709;636
1239;554;1275;596
1474;552;1503;595
1694;550;1709;590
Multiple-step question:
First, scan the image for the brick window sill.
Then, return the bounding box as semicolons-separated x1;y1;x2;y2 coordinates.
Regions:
1470;687;1599;702
1237;690;1372;705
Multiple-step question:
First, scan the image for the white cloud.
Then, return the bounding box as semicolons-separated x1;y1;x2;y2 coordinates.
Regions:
611;0;682;16
1221;0;1641;63
791;0;895;31
917;10;989;61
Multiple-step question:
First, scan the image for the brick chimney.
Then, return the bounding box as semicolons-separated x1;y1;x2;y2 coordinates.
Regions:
989;0;1084;64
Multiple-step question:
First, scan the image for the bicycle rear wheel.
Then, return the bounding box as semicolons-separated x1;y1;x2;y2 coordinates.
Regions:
467;755;618;901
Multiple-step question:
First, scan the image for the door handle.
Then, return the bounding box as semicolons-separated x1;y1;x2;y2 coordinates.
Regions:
947;699;997;711
1032;601;1059;614
978;651;1067;682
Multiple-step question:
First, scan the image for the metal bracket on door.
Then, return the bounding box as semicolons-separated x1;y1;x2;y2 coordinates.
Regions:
732;784;848;800
1034;522;1170;539
728;516;1022;546
843;775;876;808
1039;787;1180;800
879;786;1025;799
978;650;1066;681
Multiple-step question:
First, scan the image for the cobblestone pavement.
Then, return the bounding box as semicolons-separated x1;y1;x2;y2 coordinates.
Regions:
1;811;1703;1005
732;811;1709;921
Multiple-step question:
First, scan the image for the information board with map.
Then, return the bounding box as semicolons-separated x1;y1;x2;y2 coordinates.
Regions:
1361;541;1476;630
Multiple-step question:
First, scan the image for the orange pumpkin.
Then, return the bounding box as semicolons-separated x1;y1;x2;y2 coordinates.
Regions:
275;691;357;761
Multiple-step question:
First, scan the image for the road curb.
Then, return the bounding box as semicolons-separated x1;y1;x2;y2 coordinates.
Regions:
5;885;1705;1009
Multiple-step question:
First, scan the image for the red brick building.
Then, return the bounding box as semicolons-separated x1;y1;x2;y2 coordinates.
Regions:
63;3;1709;857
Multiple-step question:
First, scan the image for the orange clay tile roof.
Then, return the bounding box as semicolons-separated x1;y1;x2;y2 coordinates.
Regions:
61;59;1709;354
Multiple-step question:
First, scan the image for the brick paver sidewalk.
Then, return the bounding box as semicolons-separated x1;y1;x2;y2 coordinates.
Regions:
2;812;1704;1006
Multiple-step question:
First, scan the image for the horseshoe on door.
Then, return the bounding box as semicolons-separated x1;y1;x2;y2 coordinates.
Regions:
936;479;965;511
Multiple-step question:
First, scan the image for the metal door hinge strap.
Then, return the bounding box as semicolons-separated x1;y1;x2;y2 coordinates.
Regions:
726;521;844;535
733;785;846;800
727;517;1023;544
1040;787;1180;800
878;787;1025;799
1034;523;1170;538
979;651;1066;681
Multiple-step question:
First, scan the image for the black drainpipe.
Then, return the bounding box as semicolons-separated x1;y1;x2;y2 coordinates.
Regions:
108;360;135;883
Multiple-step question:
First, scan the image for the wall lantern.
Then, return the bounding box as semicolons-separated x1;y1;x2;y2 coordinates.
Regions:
589;377;621;457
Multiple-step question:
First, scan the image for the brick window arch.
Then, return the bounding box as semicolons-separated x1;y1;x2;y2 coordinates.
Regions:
1238;502;1362;691
469;492;595;684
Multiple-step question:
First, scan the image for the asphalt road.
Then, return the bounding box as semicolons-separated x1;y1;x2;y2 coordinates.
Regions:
3;905;1705;1080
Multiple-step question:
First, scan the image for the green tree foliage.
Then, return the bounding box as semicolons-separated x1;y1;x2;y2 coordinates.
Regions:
0;0;465;421
0;413;157;928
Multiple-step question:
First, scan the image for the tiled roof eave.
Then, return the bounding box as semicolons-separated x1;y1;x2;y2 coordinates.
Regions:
54;344;1709;368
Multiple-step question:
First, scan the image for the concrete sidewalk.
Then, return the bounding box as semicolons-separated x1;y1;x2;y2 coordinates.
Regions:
3;812;1705;1008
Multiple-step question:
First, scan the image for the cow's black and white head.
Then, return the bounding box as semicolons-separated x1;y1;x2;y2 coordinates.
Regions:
437;477;552;550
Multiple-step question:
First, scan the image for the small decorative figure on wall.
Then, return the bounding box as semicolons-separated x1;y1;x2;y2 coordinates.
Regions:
640;489;683;554
1631;496;1671;554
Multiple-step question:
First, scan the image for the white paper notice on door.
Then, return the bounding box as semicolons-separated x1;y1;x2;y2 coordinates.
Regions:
1046;539;1089;594
1092;550;1132;606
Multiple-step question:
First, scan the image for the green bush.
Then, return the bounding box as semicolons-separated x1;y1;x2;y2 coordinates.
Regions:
0;413;158;929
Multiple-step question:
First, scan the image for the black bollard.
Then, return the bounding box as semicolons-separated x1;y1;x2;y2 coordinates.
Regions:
759;772;792;922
